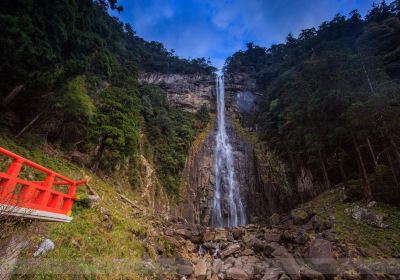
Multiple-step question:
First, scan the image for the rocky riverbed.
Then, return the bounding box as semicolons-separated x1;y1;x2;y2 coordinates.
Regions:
152;202;399;280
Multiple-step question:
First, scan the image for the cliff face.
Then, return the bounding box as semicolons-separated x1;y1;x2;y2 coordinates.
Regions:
140;72;297;225
180;121;216;224
179;73;273;225
138;73;215;112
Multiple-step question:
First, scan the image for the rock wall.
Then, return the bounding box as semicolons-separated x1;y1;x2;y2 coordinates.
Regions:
145;72;298;225
179;73;275;225
138;73;215;112
180;122;216;224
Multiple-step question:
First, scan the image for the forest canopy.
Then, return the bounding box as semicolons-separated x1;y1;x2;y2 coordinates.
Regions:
0;0;215;199
225;1;400;203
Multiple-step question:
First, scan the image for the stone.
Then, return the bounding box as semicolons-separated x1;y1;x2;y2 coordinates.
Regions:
203;231;215;242
177;265;193;276
300;265;324;280
290;208;310;225
307;239;336;273
232;228;244;240
261;268;281;280
212;259;223;274
279;274;291;280
221;244;241;258
194;259;207;280
271;246;301;280
367;201;377;208
214;229;228;241
294;231;309;245
241;249;255;256
348;206;387;228
264;233;282;243
270;213;281;226
342;269;360;280
226;267;250;280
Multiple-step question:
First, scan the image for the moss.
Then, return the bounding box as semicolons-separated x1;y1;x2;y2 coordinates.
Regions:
308;188;400;257
231;117;258;144
0;132;161;279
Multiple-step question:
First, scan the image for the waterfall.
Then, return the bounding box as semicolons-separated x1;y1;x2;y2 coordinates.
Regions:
211;75;246;228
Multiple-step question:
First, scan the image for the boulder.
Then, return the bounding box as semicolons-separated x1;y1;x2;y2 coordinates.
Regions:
203;231;215;242
271;246;301;280
279;274;291;280
300;265;325;280
290;208;311;225
241;248;255;256
264;233;282;243
226;267;250;280
347;206;387;228
261;268;281;280
194;259;207;280
177;264;193;276
270;213;281;226
307;239;336;274
212;259;223;274
221;244;241;258
294;231;309;245
232;228;244;240
214;229;228;241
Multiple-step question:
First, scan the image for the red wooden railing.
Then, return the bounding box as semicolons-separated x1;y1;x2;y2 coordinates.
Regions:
0;147;86;218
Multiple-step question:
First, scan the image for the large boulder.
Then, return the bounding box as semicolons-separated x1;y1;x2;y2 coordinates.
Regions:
226;267;250;280
290;208;311;225
300;265;325;280
269;213;282;226
272;246;301;280
261;268;282;280
347;206;388;228
221;244;241;258
307;239;336;274
177;264;193;276
264;232;282;243
194;259;207;280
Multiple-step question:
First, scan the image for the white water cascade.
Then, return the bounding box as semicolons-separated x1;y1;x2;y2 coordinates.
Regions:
211;76;246;228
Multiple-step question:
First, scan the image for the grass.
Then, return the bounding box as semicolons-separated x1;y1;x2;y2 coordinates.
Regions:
0;132;174;279
308;187;400;258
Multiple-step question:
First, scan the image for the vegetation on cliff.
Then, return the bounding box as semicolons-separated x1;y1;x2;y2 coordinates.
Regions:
225;1;400;204
0;0;214;198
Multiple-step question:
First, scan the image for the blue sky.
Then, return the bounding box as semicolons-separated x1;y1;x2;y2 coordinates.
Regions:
113;0;385;69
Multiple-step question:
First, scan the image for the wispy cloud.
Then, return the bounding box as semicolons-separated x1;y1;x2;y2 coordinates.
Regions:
115;0;382;69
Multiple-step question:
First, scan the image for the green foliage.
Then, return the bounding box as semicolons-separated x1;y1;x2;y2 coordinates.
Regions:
91;85;140;171
139;84;209;199
57;75;95;123
225;4;400;202
0;0;215;198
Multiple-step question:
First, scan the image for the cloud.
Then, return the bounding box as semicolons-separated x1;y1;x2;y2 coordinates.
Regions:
115;0;383;69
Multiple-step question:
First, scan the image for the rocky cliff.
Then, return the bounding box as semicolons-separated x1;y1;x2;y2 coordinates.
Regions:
140;72;296;225
138;73;215;112
179;73;285;225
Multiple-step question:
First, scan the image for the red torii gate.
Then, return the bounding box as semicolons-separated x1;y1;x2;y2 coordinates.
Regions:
0;147;86;222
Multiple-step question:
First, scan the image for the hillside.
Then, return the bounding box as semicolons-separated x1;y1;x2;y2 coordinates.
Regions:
224;1;400;207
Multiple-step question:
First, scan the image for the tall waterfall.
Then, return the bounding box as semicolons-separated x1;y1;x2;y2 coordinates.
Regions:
211;76;246;227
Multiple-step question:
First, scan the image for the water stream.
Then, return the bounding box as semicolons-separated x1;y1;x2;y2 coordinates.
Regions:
211;75;246;227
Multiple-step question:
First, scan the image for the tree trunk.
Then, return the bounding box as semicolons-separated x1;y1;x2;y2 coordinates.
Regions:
92;138;105;171
2;85;24;107
387;133;400;164
366;137;378;168
338;161;348;188
319;150;331;189
352;133;373;201
385;148;399;189
15;113;41;138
